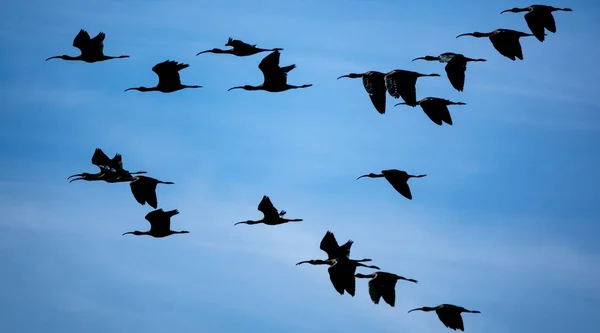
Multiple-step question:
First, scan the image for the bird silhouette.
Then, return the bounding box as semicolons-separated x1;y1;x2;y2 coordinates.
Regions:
319;231;354;260
227;50;312;92
68;148;146;183
107;175;174;209
501;5;572;42
412;53;486;92
456;29;534;61
122;209;188;238
46;29;130;63
124;60;202;93
395;97;465;126
355;271;418;307
296;257;380;296
337;71;387;114
408;304;481;331
357;169;426;200
234;195;303;226
197;37;283;56
384;70;441;106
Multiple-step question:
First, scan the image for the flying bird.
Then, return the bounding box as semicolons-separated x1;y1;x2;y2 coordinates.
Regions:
124;60;202;93
46;29;130;63
355;271;418;307
357;169;426;200
68;148;146;183
408;304;481;331
319;231;354;260
412;53;486;92
197;37;283;56
296;257;380;296
336;71;387;114
107;175;174;209
227;50;312;92
122;209;188;238
395;97;465;126
384;70;440;106
234;195;303;226
500;5;572;42
456;29;534;61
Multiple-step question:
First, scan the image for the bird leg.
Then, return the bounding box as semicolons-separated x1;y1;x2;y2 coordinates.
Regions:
408;174;427;178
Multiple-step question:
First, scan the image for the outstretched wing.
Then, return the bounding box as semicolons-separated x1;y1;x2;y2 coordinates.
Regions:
524;11;547;41
385;71;418;106
130;177;159;209
145;209;171;232
367;278;383;304
89;32;106;56
258;195;279;219
259;50;287;87
91;148;113;169
419;101;444;126
436;310;465;331
72;29;92;54
445;56;467;92
489;32;523;60
320;231;341;258
363;72;387;114
152;60;187;86
383;171;414;199
328;261;357;296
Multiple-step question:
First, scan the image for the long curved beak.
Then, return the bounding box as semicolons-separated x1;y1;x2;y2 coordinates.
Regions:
336;74;350;80
407;308;422;313
124;88;136;92
356;174;369;180
233;221;247;225
295;261;309;265
227;86;244;91
412;57;425;61
500;9;511;14
196;50;211;56
394;102;408;107
122;232;133;236
67;173;82;179
456;33;472;38
45;56;60;61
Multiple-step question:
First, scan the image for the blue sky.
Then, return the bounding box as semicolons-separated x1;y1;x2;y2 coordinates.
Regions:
1;0;599;332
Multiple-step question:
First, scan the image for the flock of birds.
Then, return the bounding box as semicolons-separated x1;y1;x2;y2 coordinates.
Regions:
48;4;572;331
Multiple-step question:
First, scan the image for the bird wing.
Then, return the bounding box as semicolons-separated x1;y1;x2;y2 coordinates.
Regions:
367;278;383;304
258;51;287;87
385;71;418;105
445;56;467;92
542;11;557;32
338;240;353;259
153;61;186;87
363;73;387;114
524;11;547;41
145;209;170;233
258;195;279;219
91;148;116;170
89;32;106;56
489;32;522;60
130;177;159;209
72;29;91;53
383;172;414;199
418;101;444;126
436;310;464;331
327;261;357;296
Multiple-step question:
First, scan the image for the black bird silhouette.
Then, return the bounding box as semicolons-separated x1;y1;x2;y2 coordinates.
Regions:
296;257;380;296
357;169;426;200
319;231;354;260
234;195;303;226
408;304;481;331
107;175;174;209
384;70;440;106
46;29;130;63
501;5;572;42
336;71;387;114
122;209;188;238
197;37;283;56
227;50;312;92
456;29;534;61
395;97;465;126
68;148;146;182
412;53;486;92
355;271;418;307
124;60;202;93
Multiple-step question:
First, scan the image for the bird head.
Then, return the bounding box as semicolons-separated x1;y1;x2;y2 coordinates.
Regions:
124;86;152;92
122;231;146;236
408;306;434;313
411;56;438;61
45;55;73;61
336;73;362;80
500;7;525;14
227;85;257;91
67;173;90;182
456;32;489;38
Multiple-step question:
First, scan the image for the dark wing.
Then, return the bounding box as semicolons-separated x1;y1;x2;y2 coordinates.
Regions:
258;50;287;87
72;29;91;54
489;32;522;60
437;103;453;125
367;278;383;304
145;209;170;233
436;310;465;331
112;153;124;170
524;11;547;41
258;195;279;219
385;71;418;105
130;177;159;209
320;231;341;259
91;148;113;169
380;279;398;307
445;56;467;92
327;261;357;296
89;32;106;56
152;61;187;86
383;172;414;199
363;73;387;114
338;240;353;259
542;11;557;32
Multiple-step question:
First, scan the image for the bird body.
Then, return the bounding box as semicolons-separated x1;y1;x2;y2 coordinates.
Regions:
46;29;130;63
296;257;380;296
337;71;387;114
124;60;202;93
412;53;486;92
501;5;572;41
197;37;283;56
357;169;426;200
395;97;465;126
384;70;440;106
234;195;303;226
228;50;312;93
355;271;418;307
456;29;534;60
408;304;481;331
122;209;188;238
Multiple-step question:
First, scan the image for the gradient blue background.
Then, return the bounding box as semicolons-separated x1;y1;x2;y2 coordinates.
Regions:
1;0;599;332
